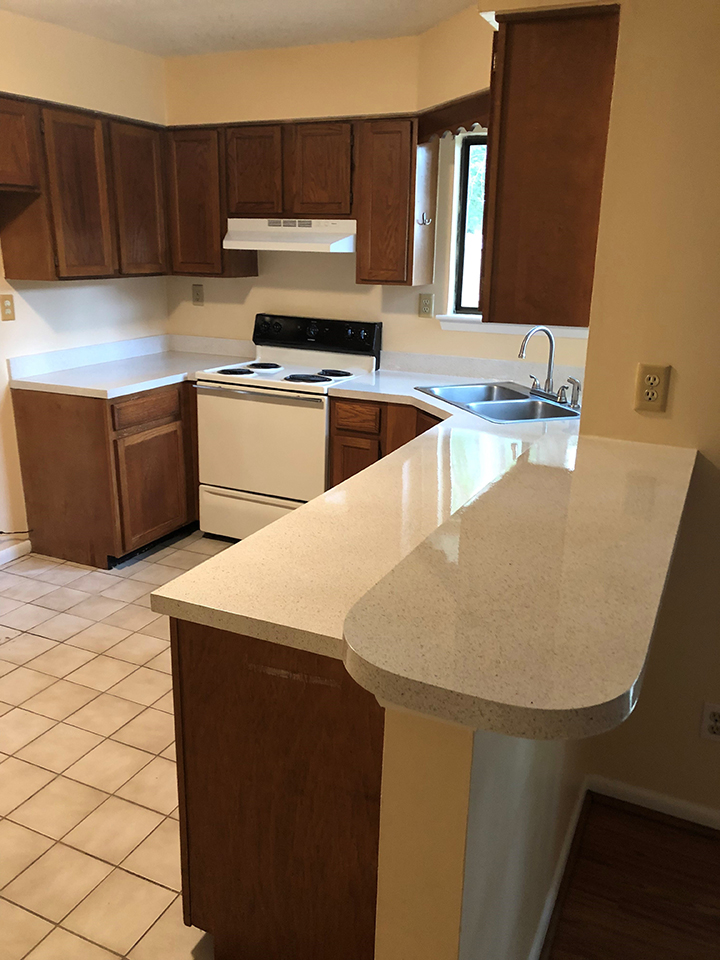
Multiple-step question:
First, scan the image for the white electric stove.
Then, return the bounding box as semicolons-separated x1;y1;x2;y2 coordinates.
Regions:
195;313;382;540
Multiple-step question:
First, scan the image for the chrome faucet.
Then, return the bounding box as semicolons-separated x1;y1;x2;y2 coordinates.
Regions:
518;326;556;397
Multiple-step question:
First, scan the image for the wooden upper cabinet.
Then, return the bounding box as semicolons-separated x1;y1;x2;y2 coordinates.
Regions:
167;128;224;274
110;122;168;275
284;122;352;216
0;98;41;190
226;125;283;216
480;7;620;327
42;108;117;278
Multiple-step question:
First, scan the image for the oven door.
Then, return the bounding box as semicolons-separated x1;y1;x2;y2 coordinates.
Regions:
196;383;328;503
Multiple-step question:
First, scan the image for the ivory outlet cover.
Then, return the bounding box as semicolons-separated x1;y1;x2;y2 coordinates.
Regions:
1;295;15;321
635;363;670;412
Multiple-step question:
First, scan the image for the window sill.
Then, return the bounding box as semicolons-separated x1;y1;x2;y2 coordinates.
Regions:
437;315;590;338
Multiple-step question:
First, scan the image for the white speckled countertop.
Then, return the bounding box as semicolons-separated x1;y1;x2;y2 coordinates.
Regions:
151;369;696;739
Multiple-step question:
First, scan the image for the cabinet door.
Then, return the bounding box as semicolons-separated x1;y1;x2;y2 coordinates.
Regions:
115;421;188;553
416;409;443;436
285;122;352;216
481;8;620;327
329;435;380;487
226;125;283;216
110;122;168;275
355;119;413;284
0;98;41;189
167;128;223;275
42;108;117;278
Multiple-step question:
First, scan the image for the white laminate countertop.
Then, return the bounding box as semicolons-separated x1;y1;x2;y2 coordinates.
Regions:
9;350;251;399
151;369;696;740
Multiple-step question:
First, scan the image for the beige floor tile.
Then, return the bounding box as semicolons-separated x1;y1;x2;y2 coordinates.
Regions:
108;667;172;706
160;743;176;761
17;723;102;773
145;649;172;674
65;656;137;692
185;537;230;556
65;795;163;864
0;660;18;678
6;556;63;578
0;571;24;590
0;667;57;705
67;572;120;594
0;708;56;754
0;604;56;632
0;819;54;887
168;805;179;819
157;549;206;570
63;868;175;954
36;564;93;587
0;577;58;604
122;818;181;890
138;616;171;641
116;757;178;814
102;604;160;633
128;897;213;960
0;625;22;642
111;708;174;754
0;898;53;960
25;927;116;960
67;622;130;653
144;546;177;561
134;592;152;607
67;596;127;622
100;579;153;603
32;614;95;642
153;691;174;714
65;694;144;736
22;679;99;721
0;634;57;665
26;646;97;680
0;757;55;815
65;739;153;792
107;633;167;665
9;776;107;840
0;706;10;719
107;558;156;579
34;586;92;612
130;564;181;587
3;843;112;922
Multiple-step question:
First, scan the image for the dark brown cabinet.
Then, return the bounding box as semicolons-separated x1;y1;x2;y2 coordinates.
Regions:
110;121;168;275
43;108;117;278
0;97;41;190
284;122;352;216
481;6;620;327
355;118;437;286
12;382;198;568
167;127;258;278
226;124;283;216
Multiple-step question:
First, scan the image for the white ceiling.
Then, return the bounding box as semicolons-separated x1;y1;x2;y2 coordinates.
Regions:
0;0;473;56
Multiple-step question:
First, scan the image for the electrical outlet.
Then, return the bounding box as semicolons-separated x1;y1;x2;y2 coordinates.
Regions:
418;293;435;318
701;703;720;740
192;284;204;306
634;363;670;412
1;295;15;321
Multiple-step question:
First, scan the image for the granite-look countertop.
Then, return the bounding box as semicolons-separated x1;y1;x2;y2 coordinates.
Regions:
151;370;696;739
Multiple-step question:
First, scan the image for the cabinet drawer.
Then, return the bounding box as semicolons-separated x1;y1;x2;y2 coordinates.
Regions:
332;400;382;435
111;387;181;432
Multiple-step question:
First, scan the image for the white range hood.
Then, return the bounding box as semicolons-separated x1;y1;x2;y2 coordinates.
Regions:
223;218;356;253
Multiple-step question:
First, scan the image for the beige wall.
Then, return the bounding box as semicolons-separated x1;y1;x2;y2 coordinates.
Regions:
0;9;166;123
418;6;495;109
578;0;720;808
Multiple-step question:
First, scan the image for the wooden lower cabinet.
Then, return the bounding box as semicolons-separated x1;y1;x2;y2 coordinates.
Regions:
328;397;443;487
12;382;198;567
172;619;384;960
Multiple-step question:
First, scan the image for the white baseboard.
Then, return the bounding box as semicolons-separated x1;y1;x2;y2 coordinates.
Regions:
0;538;31;566
585;775;720;831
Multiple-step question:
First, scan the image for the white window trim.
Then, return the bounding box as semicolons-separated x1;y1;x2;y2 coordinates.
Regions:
433;130;589;341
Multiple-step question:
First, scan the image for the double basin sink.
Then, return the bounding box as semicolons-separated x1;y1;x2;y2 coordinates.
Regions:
415;382;581;423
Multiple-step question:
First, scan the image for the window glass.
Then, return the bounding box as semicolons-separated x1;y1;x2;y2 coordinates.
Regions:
455;137;488;314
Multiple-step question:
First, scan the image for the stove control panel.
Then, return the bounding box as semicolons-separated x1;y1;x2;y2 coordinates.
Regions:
253;313;382;363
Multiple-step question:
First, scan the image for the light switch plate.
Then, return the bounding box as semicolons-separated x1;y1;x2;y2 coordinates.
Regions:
635;363;670;412
1;295;15;321
418;293;435;318
192;284;204;306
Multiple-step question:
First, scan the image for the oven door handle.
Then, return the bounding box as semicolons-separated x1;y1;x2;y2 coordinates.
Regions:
194;383;326;405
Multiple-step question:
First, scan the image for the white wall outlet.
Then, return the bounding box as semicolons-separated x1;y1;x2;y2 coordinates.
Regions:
418;293;435;318
700;702;720;740
634;363;670;412
192;284;204;306
1;294;15;321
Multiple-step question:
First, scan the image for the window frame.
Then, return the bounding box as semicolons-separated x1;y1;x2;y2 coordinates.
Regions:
453;133;488;316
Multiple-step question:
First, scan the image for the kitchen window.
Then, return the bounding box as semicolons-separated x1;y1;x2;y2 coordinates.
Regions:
453;134;488;315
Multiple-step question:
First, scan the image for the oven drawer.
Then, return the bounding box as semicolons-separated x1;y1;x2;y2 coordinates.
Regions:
200;485;300;540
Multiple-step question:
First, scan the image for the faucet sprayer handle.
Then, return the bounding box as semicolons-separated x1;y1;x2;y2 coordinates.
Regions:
567;377;582;409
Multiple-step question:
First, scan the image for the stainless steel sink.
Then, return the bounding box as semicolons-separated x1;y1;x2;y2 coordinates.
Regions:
415;381;581;423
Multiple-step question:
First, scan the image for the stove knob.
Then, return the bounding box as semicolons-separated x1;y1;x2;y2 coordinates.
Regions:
272;321;283;335
345;325;355;340
358;327;370;342
259;319;271;335
307;322;319;338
